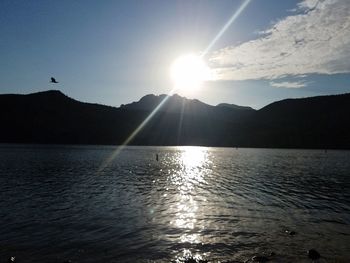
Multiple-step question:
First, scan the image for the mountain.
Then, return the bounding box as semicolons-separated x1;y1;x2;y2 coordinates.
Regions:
0;90;349;148
216;103;254;111
247;93;350;148
0;90;137;145
120;93;215;114
118;93;255;146
120;93;255;121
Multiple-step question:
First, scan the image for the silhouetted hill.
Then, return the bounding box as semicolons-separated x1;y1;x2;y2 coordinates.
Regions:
121;93;213;114
216;103;254;111
245;93;350;148
120;93;254;122
0;90;139;145
0;90;349;148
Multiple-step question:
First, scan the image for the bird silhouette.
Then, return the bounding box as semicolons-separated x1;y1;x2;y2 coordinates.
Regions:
50;77;59;83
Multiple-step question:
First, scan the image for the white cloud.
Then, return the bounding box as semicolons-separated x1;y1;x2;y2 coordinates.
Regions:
270;81;307;88
210;0;350;81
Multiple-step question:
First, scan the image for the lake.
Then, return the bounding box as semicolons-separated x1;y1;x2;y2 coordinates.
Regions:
0;145;349;262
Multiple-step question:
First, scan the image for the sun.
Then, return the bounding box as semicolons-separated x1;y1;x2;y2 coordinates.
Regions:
170;54;210;92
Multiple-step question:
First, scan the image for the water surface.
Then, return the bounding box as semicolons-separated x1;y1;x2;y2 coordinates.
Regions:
0;145;349;262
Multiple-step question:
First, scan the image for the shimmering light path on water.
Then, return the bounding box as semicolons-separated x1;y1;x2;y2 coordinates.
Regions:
0;145;349;262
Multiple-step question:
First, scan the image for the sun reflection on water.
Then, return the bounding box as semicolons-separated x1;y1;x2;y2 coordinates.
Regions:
168;146;210;252
180;146;207;170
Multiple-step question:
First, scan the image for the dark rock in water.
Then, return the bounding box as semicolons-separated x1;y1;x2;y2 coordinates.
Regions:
269;252;276;257
252;255;269;262
8;256;16;262
307;249;321;260
285;230;296;235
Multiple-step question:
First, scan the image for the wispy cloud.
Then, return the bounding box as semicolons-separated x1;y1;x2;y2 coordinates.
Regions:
210;0;350;81
270;80;307;89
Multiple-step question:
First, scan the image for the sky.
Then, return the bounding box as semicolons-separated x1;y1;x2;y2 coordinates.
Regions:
0;0;349;109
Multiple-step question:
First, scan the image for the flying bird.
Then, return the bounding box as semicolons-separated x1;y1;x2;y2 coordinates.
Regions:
50;77;59;83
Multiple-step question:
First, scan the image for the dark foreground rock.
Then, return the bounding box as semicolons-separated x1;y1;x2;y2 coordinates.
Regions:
252;255;269;262
307;249;321;260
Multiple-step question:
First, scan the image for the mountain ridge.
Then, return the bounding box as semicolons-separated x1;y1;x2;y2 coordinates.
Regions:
216;103;254;111
1;90;349;148
120;93;254;113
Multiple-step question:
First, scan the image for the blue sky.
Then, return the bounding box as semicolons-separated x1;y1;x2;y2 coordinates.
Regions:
1;0;349;109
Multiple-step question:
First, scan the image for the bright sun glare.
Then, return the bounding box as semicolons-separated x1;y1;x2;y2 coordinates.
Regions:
170;54;210;92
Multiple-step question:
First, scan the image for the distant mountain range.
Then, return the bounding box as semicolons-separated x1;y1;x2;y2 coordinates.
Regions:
1;90;349;149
